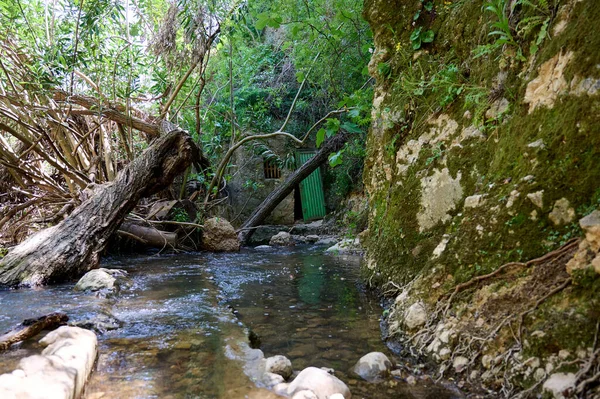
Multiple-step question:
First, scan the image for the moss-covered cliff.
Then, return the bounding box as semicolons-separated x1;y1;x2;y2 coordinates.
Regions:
362;0;600;396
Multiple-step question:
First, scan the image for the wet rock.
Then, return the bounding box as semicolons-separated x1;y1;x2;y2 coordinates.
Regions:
543;372;576;398
404;302;427;330
580;210;600;252
287;367;351;399
265;355;293;380
325;239;360;254
262;372;285;387
74;268;127;293
351;352;392;381
255;245;273;251
270;232;294;246
202;217;240;252
315;237;337;246
0;326;97;399
305;235;320;243
549;198;575;226
292;390;318;399
70;313;122;334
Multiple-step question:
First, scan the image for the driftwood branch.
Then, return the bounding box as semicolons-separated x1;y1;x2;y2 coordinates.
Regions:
0;313;69;351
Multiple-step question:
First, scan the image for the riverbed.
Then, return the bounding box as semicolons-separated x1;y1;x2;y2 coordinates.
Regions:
0;247;459;398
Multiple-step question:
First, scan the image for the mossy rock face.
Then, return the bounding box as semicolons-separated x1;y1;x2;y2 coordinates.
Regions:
362;0;600;392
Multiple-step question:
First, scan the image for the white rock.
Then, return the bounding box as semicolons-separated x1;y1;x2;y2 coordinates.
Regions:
74;268;126;292
325;239;358;254
351;352;392;381
469;370;479;380
432;235;450;258
527;190;544;209
0;326;97;399
527;139;546;149
558;350;570;360
543;372;576;398
549;198;575;226
265;355;293;380
580;210;600;252
453;356;469;372
506;190;520;208
330;394;345;399
255;245;273;250
404;302;427;330
464;194;485;208
292;390;318;399
481;355;493;369
262;372;285;387
534;368;546;382
287;367;351;399
406;376;417;385
485;97;509;119
270;232;294;246
439;348;452;361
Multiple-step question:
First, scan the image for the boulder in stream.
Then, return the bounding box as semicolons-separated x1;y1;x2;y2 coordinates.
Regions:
0;326;97;399
351;352;392;381
287;367;351;399
74;268;128;294
269;231;294;246
201;217;240;252
265;355;293;380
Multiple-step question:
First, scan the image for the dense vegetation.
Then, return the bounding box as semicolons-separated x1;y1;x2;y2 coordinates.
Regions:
0;0;372;243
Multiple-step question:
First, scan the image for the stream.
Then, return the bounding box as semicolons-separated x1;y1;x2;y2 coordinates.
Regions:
0;247;460;399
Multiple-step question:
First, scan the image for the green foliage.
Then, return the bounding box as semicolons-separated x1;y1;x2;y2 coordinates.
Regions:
410;26;435;50
172;208;190;223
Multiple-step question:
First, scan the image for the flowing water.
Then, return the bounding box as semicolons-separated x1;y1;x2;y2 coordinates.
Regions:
0;247;460;398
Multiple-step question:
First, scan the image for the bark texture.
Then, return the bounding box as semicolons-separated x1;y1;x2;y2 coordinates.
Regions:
238;133;348;244
0;125;198;287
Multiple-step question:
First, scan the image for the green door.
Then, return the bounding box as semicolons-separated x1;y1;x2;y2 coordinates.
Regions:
296;151;326;221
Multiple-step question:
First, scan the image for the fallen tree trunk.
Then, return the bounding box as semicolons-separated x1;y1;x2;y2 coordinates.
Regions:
119;221;178;248
0;313;68;351
238;133;348;244
0;124;198;287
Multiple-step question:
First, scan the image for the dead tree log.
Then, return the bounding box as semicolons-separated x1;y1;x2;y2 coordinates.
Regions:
0;125;198;287
0;313;68;351
119;221;178;248
238;133;348;244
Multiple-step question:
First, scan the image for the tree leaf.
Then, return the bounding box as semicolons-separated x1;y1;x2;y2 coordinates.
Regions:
422;30;435;43
341;121;362;134
328;150;344;168
316;128;326;148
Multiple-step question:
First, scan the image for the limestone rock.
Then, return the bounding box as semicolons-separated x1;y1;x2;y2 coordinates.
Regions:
453;356;469;373
0;326;97;399
542;372;576;398
464;194;485;209
351;352;392;381
417;168;463;232
485;97;509;119
202;218;240;252
580;210;600;252
527;190;544;209
325;239;360;254
287;367;351;399
549;198;575;226
404;302;427;330
262;372;285;387
270;231;294;246
265;355;293;380
524;52;573;113
74;268;127;293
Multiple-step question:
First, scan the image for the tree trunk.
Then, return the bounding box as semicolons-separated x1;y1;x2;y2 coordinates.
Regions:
0;125;198;287
238;133;348;244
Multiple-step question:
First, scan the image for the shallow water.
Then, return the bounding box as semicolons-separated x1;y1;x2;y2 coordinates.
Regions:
0;247;459;398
